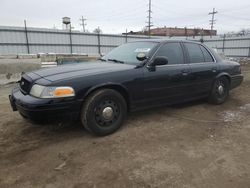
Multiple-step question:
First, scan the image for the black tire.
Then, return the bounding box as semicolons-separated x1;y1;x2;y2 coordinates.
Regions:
208;77;229;105
81;89;127;136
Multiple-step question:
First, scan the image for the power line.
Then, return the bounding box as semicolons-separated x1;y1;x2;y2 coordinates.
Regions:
79;16;87;32
146;0;153;36
219;4;250;13
219;13;250;21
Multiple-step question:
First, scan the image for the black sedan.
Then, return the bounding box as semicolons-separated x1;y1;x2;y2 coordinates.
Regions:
9;40;243;136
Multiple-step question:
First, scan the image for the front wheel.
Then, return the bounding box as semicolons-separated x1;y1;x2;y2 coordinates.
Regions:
81;89;127;136
208;77;229;105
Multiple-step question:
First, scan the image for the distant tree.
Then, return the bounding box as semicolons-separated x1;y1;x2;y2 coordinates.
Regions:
93;27;102;34
237;29;250;36
141;27;148;35
193;28;200;36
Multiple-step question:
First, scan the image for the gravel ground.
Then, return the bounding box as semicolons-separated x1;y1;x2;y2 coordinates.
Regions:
1;65;250;188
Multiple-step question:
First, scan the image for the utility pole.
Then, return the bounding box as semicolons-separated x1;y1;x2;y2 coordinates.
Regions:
125;28;128;43
146;0;153;37
95;26;101;55
69;23;73;53
24;20;30;54
80;16;87;32
209;8;218;38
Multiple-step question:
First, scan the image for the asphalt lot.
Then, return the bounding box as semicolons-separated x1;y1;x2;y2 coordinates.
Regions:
1;65;250;188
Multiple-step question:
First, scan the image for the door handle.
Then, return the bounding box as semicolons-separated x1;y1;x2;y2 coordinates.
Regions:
211;68;217;73
181;69;189;76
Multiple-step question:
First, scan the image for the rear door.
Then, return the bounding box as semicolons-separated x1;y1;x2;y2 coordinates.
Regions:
143;42;192;106
183;42;218;97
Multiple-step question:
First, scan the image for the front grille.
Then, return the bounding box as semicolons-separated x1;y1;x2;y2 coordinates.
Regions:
20;77;31;94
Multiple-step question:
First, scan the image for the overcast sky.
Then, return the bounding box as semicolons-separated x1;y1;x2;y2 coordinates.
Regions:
1;0;250;34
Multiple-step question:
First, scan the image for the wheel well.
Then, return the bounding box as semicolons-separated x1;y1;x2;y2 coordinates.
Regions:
220;75;231;84
85;85;130;111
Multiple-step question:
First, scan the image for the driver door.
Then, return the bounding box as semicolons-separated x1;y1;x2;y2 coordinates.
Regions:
143;42;192;106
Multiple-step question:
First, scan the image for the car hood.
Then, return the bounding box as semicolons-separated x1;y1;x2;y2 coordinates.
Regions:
31;61;136;82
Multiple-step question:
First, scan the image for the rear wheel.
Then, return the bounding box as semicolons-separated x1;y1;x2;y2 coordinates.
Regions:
208;77;229;105
81;89;127;136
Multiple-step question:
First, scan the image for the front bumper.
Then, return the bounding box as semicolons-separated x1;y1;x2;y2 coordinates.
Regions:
9;86;82;120
230;74;243;89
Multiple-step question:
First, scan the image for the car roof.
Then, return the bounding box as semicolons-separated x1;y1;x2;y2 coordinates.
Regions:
128;38;222;62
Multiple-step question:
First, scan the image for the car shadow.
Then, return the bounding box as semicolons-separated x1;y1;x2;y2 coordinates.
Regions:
129;99;206;117
33;99;206;125
21;98;211;141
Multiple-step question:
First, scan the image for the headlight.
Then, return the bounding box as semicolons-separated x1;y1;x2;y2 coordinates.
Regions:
30;84;75;98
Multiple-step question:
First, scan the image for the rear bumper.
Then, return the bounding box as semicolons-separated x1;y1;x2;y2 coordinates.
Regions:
9;86;82;120
230;74;243;90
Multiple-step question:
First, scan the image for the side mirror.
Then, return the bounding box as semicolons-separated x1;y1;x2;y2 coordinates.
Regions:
136;53;147;61
151;56;168;66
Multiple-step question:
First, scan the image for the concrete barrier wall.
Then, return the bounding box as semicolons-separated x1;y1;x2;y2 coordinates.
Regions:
0;61;41;85
0;54;100;85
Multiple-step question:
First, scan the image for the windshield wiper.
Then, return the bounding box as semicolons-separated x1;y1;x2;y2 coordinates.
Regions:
107;58;124;64
99;58;107;62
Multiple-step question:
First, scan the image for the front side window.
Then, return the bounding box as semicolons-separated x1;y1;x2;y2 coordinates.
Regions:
154;42;184;65
102;42;158;65
184;43;204;63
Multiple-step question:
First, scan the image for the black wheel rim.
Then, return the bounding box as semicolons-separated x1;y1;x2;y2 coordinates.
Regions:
215;80;226;98
94;99;120;127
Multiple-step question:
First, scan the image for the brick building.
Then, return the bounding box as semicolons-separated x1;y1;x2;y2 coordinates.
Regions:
127;26;217;37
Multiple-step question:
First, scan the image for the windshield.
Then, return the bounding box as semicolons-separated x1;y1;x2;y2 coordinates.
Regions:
102;41;158;65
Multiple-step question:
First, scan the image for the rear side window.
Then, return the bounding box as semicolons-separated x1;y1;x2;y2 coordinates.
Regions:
200;45;214;62
184;43;204;63
155;42;184;65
